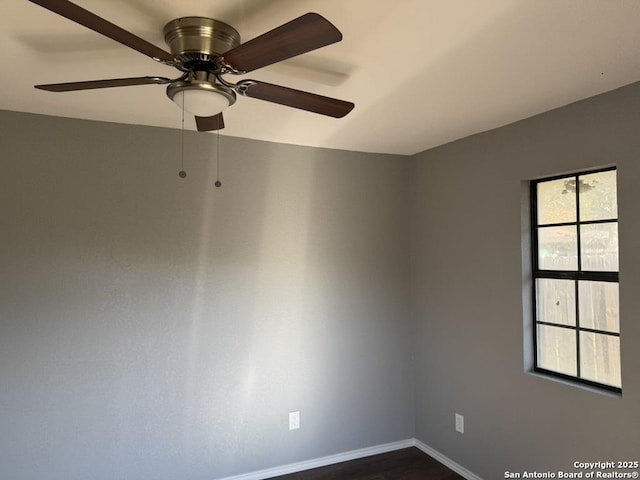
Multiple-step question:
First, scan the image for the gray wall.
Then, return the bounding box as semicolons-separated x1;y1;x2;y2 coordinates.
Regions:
0;111;413;480
411;82;640;478
3;80;640;480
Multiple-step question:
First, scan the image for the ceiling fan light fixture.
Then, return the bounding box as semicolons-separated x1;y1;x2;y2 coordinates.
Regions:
29;2;354;131
167;79;236;117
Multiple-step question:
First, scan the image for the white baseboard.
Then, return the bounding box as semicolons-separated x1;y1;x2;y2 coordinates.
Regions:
217;438;414;480
413;439;484;480
216;437;482;480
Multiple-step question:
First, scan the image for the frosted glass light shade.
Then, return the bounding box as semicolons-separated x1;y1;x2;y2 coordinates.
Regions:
172;89;231;117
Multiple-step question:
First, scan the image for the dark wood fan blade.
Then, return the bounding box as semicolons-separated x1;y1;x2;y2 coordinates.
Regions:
27;0;174;62
35;76;171;92
195;113;225;131
239;81;354;118
221;13;342;73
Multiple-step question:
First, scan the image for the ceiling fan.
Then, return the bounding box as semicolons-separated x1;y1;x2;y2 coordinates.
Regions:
28;0;355;131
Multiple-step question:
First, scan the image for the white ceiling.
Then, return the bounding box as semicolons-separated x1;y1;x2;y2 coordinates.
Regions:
2;0;640;155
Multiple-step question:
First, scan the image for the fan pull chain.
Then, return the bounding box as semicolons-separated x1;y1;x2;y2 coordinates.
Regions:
214;127;222;188
178;94;187;178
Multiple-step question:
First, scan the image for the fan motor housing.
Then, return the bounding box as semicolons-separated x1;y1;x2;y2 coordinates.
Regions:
163;17;241;63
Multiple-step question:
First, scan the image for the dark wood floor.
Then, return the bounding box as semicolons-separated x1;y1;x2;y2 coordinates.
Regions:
270;447;466;480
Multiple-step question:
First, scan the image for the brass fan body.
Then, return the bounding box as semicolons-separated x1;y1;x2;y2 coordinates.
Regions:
163;18;241;110
163;17;240;64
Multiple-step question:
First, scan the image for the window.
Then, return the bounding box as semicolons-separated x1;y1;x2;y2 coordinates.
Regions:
531;167;621;393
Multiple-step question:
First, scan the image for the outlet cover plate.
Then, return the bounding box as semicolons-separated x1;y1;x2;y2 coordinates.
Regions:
289;411;300;430
455;413;464;434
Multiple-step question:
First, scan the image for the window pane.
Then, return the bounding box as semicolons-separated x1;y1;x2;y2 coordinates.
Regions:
579;170;617;222
536;278;575;326
537;178;576;225
538;225;578;270
580;332;621;388
580;223;619;271
578;281;619;333
537;324;577;376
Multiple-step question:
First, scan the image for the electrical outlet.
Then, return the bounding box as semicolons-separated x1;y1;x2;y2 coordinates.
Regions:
455;413;464;434
289;411;300;430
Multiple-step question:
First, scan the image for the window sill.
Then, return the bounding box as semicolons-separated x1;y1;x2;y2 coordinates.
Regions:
526;369;622;398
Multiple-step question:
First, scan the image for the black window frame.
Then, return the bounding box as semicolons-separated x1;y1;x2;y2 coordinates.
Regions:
531;166;621;394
